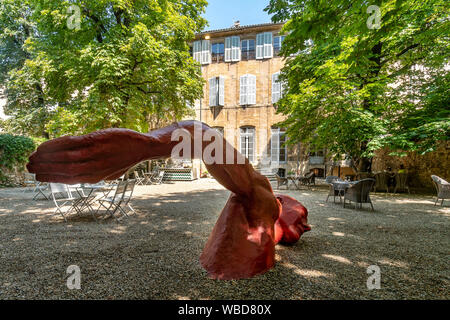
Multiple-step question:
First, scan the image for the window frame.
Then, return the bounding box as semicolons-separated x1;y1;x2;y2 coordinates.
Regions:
225;36;241;62
240;74;256;106
241;39;255;60
256;32;273;59
209;76;225;107
271;127;287;163
240;126;255;162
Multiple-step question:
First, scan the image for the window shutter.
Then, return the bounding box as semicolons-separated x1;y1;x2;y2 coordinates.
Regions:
272;72;280;104
280;131;287;162
225;37;232;62
256;33;264;59
193;41;202;63
219;76;225;106
202;40;211;65
248;74;256;105
231;36;241;61
264;32;273;58
240;75;247;105
209;77;217;106
271;128;279;162
248;128;255;162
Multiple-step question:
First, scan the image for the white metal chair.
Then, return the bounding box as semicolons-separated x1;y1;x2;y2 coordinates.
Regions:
151;171;165;184
96;180;136;221
23;173;49;200
49;183;78;221
134;171;146;186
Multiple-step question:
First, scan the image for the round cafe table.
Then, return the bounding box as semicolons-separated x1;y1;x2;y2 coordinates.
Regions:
331;181;356;205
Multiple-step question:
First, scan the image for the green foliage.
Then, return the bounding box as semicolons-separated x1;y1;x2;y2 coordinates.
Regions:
0;133;35;183
1;0;207;137
266;0;449;170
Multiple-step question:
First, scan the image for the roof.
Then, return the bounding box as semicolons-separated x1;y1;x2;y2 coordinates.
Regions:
196;22;285;38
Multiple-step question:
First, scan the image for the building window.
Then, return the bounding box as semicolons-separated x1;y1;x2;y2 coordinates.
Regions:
241;39;255;60
209;76;225;107
273;36;286;55
193;40;211;65
256;32;273;59
272;72;284;104
240;127;255;162
271;127;287;163
211;42;224;63
225;36;241;62
240;74;256;106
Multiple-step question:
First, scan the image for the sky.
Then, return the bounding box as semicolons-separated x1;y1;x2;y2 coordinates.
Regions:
202;0;273;31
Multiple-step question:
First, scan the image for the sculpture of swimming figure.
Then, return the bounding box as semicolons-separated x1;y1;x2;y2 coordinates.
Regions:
26;120;310;280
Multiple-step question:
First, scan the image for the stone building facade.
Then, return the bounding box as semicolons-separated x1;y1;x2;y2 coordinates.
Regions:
189;22;310;177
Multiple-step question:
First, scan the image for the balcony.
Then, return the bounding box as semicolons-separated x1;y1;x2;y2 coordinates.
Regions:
309;156;324;165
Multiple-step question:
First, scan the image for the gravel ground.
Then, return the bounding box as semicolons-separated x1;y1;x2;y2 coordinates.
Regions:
0;179;448;300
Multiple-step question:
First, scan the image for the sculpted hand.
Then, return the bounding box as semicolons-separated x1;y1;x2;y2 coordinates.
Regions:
27;129;153;184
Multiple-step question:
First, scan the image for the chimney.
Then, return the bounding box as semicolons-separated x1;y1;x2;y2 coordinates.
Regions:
233;20;240;28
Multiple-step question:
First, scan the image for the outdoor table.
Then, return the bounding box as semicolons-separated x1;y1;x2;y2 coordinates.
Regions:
72;184;113;219
331;181;357;205
144;171;158;184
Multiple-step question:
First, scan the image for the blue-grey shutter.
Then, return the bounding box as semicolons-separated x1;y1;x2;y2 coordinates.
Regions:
202;40;211;64
240;75;247;105
256;33;264;59
209;77;216;106
271;128;279;162
248;74;256;105
264;32;273;58
193;41;202;63
219;76;225;106
231;36;241;61
272;72;281;104
225;37;232;62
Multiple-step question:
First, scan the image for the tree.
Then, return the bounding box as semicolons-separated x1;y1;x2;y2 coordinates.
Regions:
1;0;207;137
265;0;449;172
0;0;51;138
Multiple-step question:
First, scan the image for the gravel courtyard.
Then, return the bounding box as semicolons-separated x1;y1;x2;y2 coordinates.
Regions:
0;179;448;300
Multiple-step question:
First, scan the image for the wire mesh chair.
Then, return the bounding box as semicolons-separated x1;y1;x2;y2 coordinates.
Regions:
394;173;410;194
343;178;376;211
431;175;450;206
373;172;390;193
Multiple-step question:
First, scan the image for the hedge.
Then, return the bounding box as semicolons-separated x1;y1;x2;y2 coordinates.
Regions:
0;134;36;184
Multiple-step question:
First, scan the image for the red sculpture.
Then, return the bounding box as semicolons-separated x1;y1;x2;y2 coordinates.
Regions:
27;120;310;280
